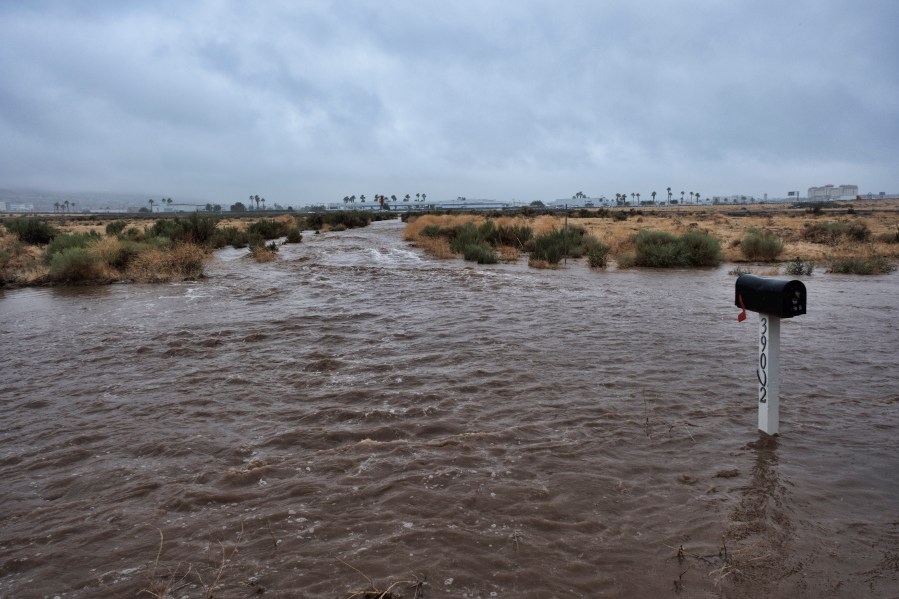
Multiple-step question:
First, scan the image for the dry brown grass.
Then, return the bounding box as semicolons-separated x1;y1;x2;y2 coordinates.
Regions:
0;232;47;285
413;235;454;259
126;243;207;282
250;246;278;262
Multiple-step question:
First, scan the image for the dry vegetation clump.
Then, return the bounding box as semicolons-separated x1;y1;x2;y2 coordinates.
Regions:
126;243;207;283
0;231;47;285
249;245;278;263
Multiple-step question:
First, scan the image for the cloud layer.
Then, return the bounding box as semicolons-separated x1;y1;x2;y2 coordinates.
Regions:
1;0;897;204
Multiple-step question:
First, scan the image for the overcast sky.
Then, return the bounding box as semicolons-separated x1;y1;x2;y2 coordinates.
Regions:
1;1;897;205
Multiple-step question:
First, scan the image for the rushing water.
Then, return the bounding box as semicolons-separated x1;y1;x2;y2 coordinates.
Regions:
1;219;897;598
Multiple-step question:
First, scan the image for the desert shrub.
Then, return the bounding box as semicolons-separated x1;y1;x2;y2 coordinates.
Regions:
612;211;628;222
449;223;482;254
462;242;498;264
247;218;291;239
4;218;59;245
531;231;565;264
785;259;815;276
802;221;870;244
530;227;598;265
44;231;102;263
729;265;753;276
676;231;722;266
420;225;442;238
105;220;128;236
150;214;219;245
740;228;784;261
828;256;895;275
844;222;871;242
875;227;899;244
632;230;721;267
213;226;249;249
586;240;611;268
302;211;373;231
330;223;347;232
285;228;303;244
495;224;533;248
48;248;106;283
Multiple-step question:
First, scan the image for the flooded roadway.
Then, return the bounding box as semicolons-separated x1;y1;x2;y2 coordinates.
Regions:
1;219;897;597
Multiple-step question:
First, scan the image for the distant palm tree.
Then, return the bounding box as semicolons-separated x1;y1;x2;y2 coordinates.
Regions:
147;199;153;212
404;194;410;202
416;193;420;202
350;195;356;204
360;194;365;203
631;193;635;204
636;192;641;204
53;202;60;212
651;191;656;204
680;191;685;204
261;198;266;210
421;193;427;202
667;187;672;205
391;194;397;203
695;192;700;204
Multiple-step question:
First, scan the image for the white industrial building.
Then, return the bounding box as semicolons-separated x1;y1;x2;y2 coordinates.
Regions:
808;184;858;200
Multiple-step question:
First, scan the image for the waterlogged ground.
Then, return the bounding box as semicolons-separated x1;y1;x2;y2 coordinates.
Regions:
1;219;897;598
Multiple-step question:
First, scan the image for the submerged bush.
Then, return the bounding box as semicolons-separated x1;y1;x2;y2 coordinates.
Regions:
4;218;58;245
462;242;498;264
586;241;611;268
151;214;219;245
213;226;249;249
828;256;896;275
632;230;721;267
48;248;106;283
740;228;784;261
785;259;815;276
285;228;303;244
247;218;292;239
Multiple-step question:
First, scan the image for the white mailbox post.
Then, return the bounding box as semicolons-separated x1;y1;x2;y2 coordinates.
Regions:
735;275;806;435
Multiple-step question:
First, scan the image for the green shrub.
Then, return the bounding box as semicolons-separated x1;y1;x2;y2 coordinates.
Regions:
828;256;895;275
105;220;128;236
612;211;628;222
785;259;815;276
495;224;533;248
421;225;442;238
247;218;291;239
213;226;249;249
530;227;599;264
44;231;102;264
4;218;59;244
586;240;611;268
48;248;105;283
449;223;482;254
151;214;220;245
740;228;783;261
285;228;303;244
633;230;721;268
462;242;498;264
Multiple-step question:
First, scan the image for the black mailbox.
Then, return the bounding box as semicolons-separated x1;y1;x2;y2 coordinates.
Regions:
735;274;806;318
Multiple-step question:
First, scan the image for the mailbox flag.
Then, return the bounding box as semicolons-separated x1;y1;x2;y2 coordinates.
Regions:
737;294;747;322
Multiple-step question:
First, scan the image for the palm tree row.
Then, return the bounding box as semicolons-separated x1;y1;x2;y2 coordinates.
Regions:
341;193;428;206
248;195;266;210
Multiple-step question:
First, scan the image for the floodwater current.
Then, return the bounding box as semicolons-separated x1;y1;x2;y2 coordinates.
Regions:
1;219;897;598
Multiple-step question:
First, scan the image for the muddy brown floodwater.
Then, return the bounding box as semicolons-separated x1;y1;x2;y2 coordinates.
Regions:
1;218;898;598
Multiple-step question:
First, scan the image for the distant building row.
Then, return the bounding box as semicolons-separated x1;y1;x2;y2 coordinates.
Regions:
808;184;858;200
